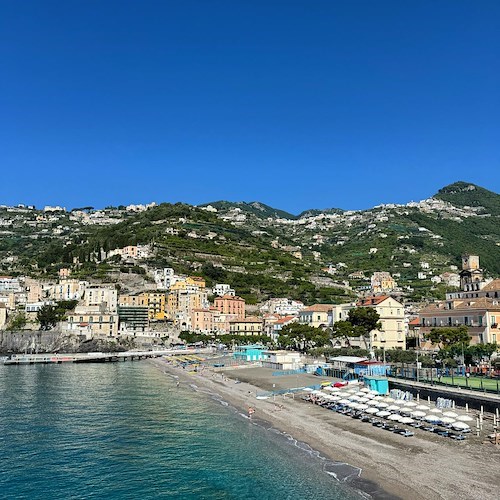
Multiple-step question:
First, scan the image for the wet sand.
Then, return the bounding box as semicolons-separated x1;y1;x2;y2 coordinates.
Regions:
152;359;500;500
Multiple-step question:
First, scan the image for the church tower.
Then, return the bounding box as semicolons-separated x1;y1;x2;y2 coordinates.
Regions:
460;254;484;291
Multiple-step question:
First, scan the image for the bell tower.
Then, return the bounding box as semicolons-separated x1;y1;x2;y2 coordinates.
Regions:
460;254;484;291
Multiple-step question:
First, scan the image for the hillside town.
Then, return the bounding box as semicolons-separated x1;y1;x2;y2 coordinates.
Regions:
1;249;498;356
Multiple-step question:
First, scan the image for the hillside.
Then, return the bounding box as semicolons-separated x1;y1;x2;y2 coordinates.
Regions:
0;182;498;304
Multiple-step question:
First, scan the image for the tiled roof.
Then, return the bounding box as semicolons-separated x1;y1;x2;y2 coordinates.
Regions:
357;296;390;306
301;304;333;312
481;279;500;292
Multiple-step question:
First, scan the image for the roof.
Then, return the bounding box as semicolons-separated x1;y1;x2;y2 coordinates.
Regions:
229;316;263;323
301;304;333;312
275;315;297;324
329;356;368;363
409;317;420;326
357;296;390;306
215;295;245;301
420;297;500;313
481;279;500;292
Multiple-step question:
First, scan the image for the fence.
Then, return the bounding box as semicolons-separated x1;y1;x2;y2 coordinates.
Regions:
389;366;500;395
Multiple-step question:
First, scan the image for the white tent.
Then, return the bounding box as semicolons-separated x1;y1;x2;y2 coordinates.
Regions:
452;422;470;430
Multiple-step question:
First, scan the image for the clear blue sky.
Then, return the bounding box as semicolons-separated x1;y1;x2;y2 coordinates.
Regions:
1;1;499;213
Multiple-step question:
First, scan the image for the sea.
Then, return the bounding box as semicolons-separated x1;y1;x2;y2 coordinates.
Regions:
0;362;378;499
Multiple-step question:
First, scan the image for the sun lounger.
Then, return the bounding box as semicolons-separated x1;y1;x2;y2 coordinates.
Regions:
397;429;414;437
450;433;466;441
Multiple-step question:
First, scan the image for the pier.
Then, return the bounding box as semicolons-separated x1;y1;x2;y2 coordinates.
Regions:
3;348;210;366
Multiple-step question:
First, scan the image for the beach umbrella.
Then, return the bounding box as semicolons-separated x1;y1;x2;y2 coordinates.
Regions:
425;415;442;423
443;411;458;418
359;397;371;403
456;415;474;422
376;410;391;418
393;400;406;405
388;414;402;421
387;405;401;412
339;399;351;405
355;391;365;396
302;387;314;392
361;387;370;393
373;395;383;400
382;397;394;403
364;393;375;399
403;401;417;407
376;402;389;408
348;402;360;409
400;417;414;424
440;417;456;424
349;395;361;401
369;390;380;395
411;410;427;418
365;407;379;414
452;422;470;430
401;406;415;414
429;408;442;413
357;404;369;410
416;404;430;411
367;400;379;406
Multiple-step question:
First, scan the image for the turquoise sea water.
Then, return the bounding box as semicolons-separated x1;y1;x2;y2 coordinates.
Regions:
0;362;366;499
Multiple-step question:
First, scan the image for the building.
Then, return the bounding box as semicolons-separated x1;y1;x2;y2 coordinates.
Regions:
0;304;7;329
233;345;267;362
417;255;500;348
117;306;149;333
355;296;406;350
370;272;397;294
261;351;303;370
191;308;213;334
66;305;119;337
212;284;235;297
418;298;500;347
47;279;85;301
271;315;299;341
214;295;245;319
260;298;304;316
298;304;334;329
229;317;263;336
84;285;118;312
166;279;208;328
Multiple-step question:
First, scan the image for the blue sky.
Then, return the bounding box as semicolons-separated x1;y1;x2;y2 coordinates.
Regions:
1;1;499;213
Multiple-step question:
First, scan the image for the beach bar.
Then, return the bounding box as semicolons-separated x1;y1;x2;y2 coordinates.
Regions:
363;375;389;395
233;344;267;362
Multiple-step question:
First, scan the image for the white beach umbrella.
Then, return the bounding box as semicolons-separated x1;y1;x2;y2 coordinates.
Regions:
331;395;342;401
302;387;314;392
348;402;360;409
365;407;379;414
357;403;369;411
429;408;442;413
403;401;417;407
382;397;394;403
456;415;474;422
452;422;470;430
401;406;415;414
355;391;365;396
416;404;430;411
339;399;351;405
393;400;406;405
359;397;371;403
369;390;380;395
330;386;341;392
373;395;383;400
349;395;361;401
425;415;442;423
367;400;379;406
400;417;414;424
388;414;402;421
387;405;401;412
364;393;375;399
411;410;427;418
311;390;322;395
361;387;371;393
323;386;335;392
376;410;391;418
443;411;458;418
440;417;456;424
376;402;389;408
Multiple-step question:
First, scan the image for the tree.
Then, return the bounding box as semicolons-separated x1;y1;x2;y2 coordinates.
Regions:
331;320;354;346
7;313;27;332
347;307;382;349
425;326;471;349
36;305;61;331
278;323;329;352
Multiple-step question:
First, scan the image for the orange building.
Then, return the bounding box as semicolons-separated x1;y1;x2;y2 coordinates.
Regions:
214;295;245;319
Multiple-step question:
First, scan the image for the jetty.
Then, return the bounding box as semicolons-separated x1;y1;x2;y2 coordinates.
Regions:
3;348;209;365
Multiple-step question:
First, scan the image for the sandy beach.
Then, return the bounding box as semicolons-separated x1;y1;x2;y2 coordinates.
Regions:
151;358;500;500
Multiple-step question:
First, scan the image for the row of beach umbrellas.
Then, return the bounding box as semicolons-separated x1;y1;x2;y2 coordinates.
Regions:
306;387;473;430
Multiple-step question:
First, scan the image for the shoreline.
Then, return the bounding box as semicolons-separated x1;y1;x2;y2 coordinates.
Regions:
151;358;500;500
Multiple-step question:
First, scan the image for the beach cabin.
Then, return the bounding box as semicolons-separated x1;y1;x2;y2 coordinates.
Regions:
233;344;267;362
261;350;303;370
354;360;390;377
363;375;389;395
